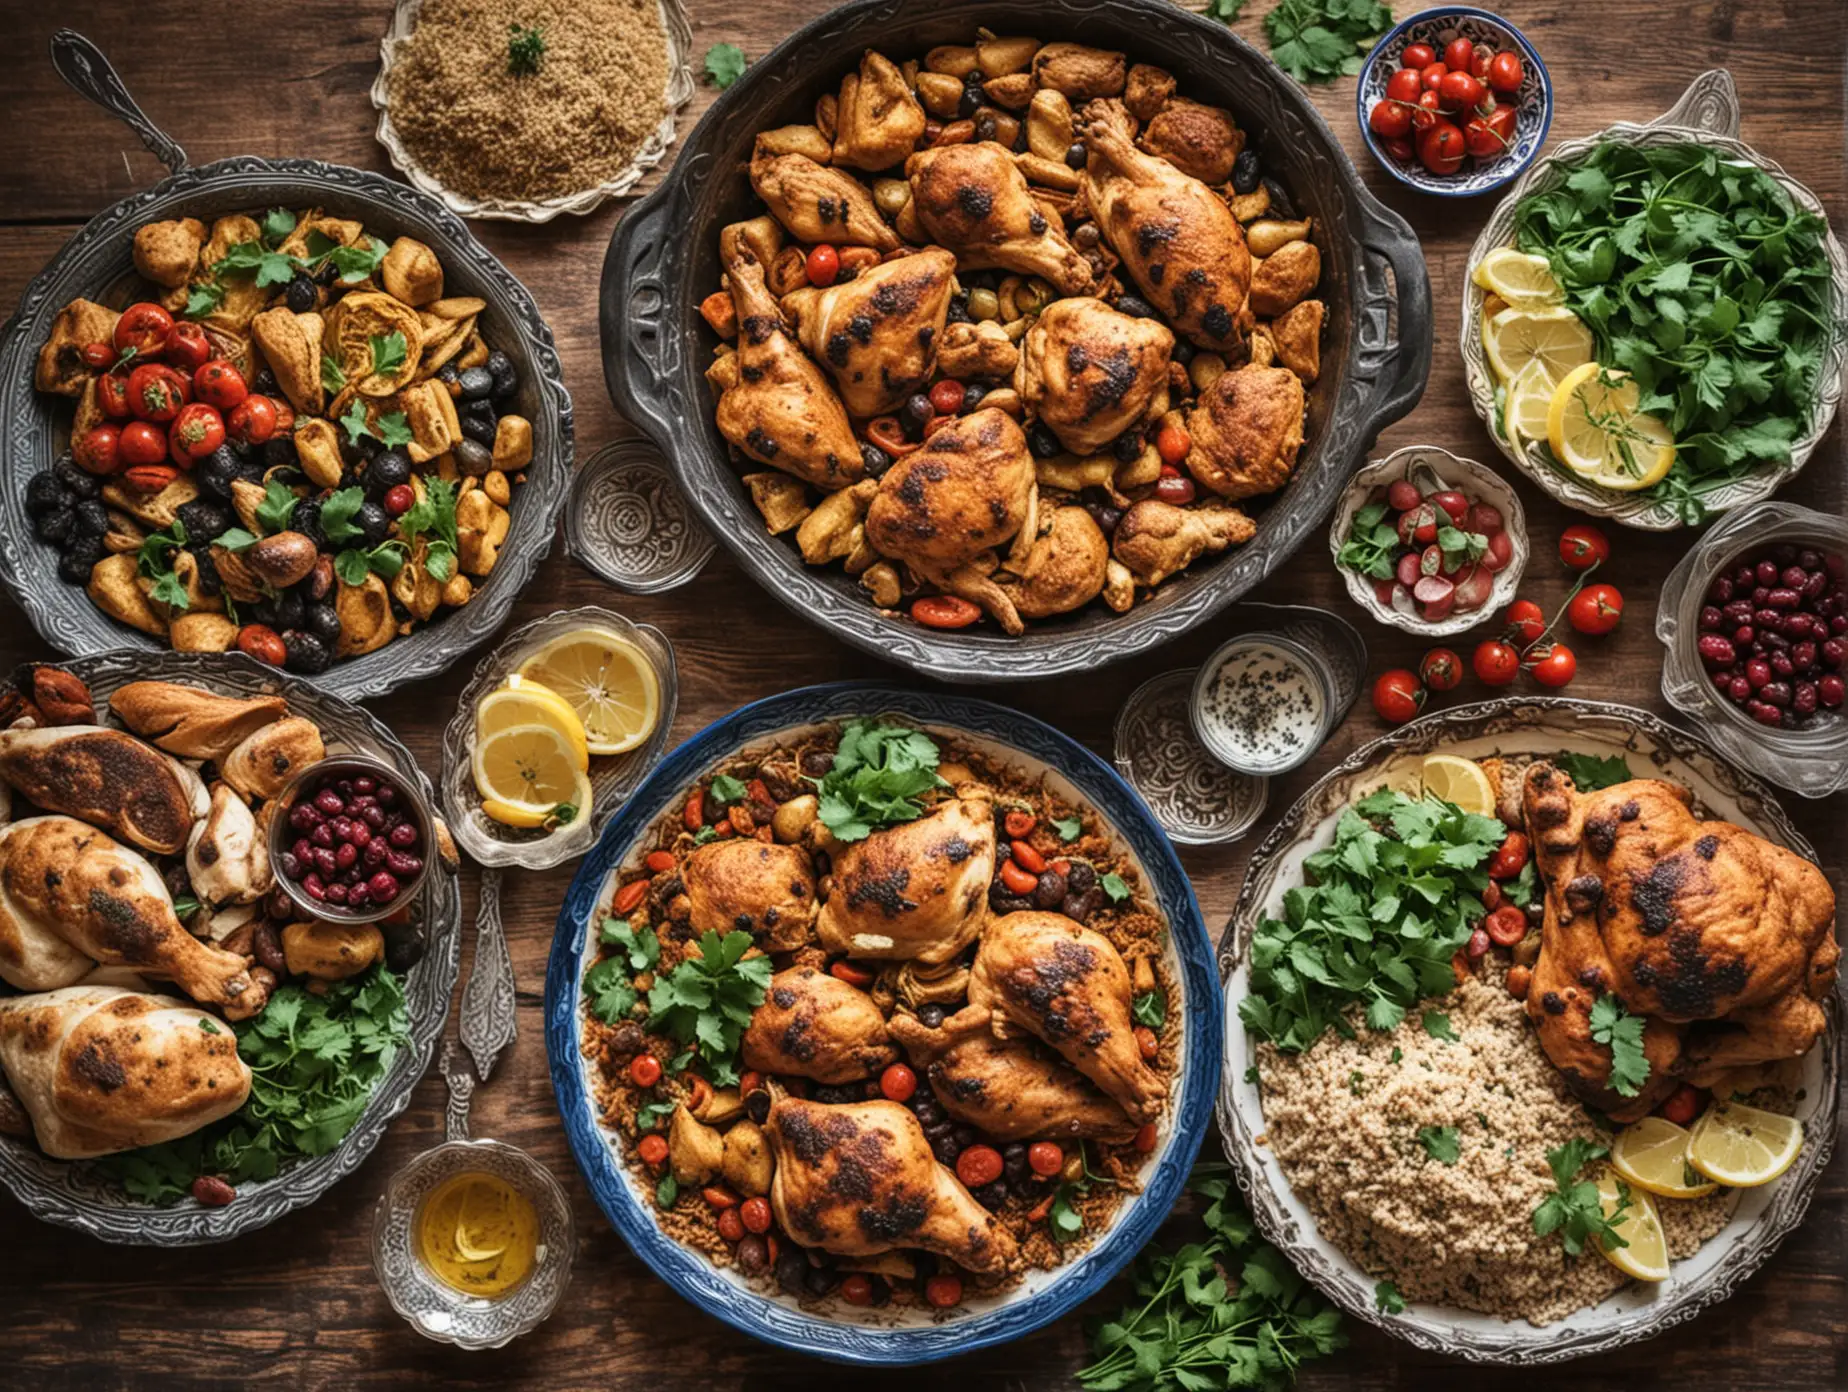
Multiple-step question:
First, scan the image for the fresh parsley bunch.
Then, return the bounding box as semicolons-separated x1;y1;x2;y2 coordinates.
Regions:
1532;1139;1631;1257
811;719;948;842
1239;790;1506;1051
645;930;772;1087
1264;0;1393;85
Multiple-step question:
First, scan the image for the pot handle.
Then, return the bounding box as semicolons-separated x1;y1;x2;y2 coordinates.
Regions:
49;30;189;176
1349;194;1433;445
601;189;679;448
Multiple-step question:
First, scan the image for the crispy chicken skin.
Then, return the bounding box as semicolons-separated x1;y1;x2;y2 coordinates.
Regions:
783;248;957;418
766;1096;1018;1273
865;408;1034;577
0;726;201;856
1183;365;1305;501
1110;497;1255;588
1014;298;1174;456
681;839;817;954
742;966;897;1083
905;142;1096;295
817;796;996;963
1080;100;1250;352
1522;762;1839;1121
0;818;94;992
108;682;287;764
750;151;901;251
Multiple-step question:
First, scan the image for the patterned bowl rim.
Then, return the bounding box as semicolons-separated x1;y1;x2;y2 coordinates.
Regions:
0;648;462;1244
543;681;1222;1364
1213;694;1842;1363
1355;5;1556;199
1113;667;1270;847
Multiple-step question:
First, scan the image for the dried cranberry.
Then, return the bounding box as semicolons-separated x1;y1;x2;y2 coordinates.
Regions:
289;802;321;832
369;871;400;903
314;789;344;816
389;821;419;848
1696;635;1735;668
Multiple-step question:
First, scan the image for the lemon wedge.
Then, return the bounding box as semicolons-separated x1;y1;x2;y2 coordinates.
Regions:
1546;363;1676;490
517;628;660;756
477;676;589;772
1482;305;1594;384
1594;1177;1670;1283
473;723;595;829
1610;1117;1718;1199
1503;359;1561;444
1473;248;1564;307
1420;754;1496;817
1687;1101;1802;1188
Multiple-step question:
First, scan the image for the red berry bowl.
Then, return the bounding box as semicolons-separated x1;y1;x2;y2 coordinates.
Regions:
268;754;438;923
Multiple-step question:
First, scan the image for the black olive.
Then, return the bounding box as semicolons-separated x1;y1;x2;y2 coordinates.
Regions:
944;298;971;326
976;1180;1009;1210
775;1246;808;1294
973;113;998;143
958;86;983;118
338;431;368;467
743;1088;772;1126
247;597;280;627
251;367;281;396
285;274;318;315
74;499;109;535
1065;860;1096;894
1065;141;1088;169
988;884;1035;914
34;507;75;545
929;1133;960;1165
383;923;426;973
313;260;341;286
804;1266;838;1297
1171;339;1196;366
960;383;987;413
357;500;391;547
460;414;497;446
1033;869;1069;909
1112;431;1144;463
861;441;892;479
281;629;332;675
1525;901;1545;925
1027;421;1062;458
57;550;94;584
902;393;934;432
486;349;516;386
458;366;495;400
263;433;299;470
273;589;306;632
911;1096;942;1126
1116;294;1157;319
365;449;412;497
25;472;69;518
453;438;494;476
1003;1144;1030;1182
292;497;325;550
1085;503;1123;537
188;543;224;596
799;749;834;777
177;501;232;542
54;459;99;499
1232;149;1262;195
435;363;461;390
917;1002;946;1029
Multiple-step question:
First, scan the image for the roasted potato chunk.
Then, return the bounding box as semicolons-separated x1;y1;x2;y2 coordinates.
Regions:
250;308;325;415
1124;63;1176;121
745;472;811;534
1269;299;1324;384
335;574;395;657
1031;43;1126;100
36;299;119;396
132;218;206;288
87;554;168;637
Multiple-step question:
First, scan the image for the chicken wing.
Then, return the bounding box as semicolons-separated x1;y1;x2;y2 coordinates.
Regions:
1080;100;1250;351
783;248;957;418
969;910;1164;1123
750;151;900;251
1110;497;1255;588
766;1096;1019;1274
1183;365;1305;501
1014;298;1174;455
817;796;996;963
832;50;927;171
742;965;897;1083
864;408;1033;578
906;143;1095;295
681;839;817;954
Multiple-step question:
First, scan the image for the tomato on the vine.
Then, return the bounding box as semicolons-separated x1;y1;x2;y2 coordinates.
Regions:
193;359;248;411
126;362;189;422
1437;69;1485;112
1529;643;1578;688
1487;50;1524;93
1369;99;1413;140
1473;639;1522;687
1504;598;1545;645
1568;582;1624;635
1371;669;1425;725
162;321;213;372
1442;37;1475;73
1417;122;1467;176
1464;113;1510;159
1559;524;1610;570
117;420;169;468
112;302;174;357
1420;647;1463;692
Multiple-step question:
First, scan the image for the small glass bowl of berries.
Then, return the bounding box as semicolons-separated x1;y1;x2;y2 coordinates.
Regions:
268;755;436;922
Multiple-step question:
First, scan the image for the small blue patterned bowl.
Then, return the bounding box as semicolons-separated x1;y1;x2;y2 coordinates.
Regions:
1356;6;1552;198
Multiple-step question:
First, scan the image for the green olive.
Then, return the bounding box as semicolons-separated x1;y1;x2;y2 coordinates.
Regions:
967;288;1001;321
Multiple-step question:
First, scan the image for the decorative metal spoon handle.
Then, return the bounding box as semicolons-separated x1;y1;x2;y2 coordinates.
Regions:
460;867;518;1081
49;30;189;175
441;1038;475;1142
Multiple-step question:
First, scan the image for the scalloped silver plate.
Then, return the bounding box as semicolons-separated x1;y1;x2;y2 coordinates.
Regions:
0;650;462;1245
1216;696;1841;1363
564;440;714;593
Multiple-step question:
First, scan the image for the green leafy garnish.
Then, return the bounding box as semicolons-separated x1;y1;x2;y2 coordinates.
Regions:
375;412;415;448
1374;1280;1406;1315
655;1173;679;1209
645;931;772;1087
635;1099;674;1133
1422;1010;1459;1043
303;229;389;285
334;544;405;587
1100;872;1131;903
692;824;719;845
255;478;300;534
601;917;660;972
1049;1182;1087;1241
708;774;749;806
1589;995;1650;1097
1264;0;1393;84
1239;790;1506;1052
1052;815;1083;842
185;282;225;318
261;207;297;246
319;487;369;546
212;527;259;553
703;42;747;89
213;240;299;289
339;398;374;445
1555;751;1633;791
1132;990;1166;1031
398;477;459;582
321;355;347;394
1501;859;1539;910
1335;500;1399;580
507;21;547;75
1417;1124;1461;1165
136;518;192;612
171;894;202;920
1205;0;1248;20
585;957;639;1024
1532;1139;1630;1257
370;332;407;380
1437;524;1488;571
810;719;947;842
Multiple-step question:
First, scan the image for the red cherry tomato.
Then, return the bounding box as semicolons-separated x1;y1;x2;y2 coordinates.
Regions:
226;394;278;445
1369;99;1413;140
928;378;965;416
1485;103;1517;146
879;1063;917;1103
1464;114;1510;159
117;420;169;468
1028;1142;1064;1176
1420;61;1449;92
1442;37;1476;74
1559;524;1610;570
1371;669;1425;725
168;403;225;463
126;362;190;422
1400;42;1437;70
1484;905;1528;947
96;372;133;420
80;341;114;369
1418;121;1467;175
383;483;416;517
1379;135;1415;162
1428;489;1469;524
1529;643;1578;688
1658;1084;1704;1127
1473;639;1522;687
1155;423;1192;466
1487;831;1530;879
925;1275;964;1309
72;425;122;476
1487;50;1524;94
1437;70;1485;112
628;1053;663;1087
1568;582;1624;635
162;321;213;372
839;1274;874;1305
193;359;248;411
806;244;840;288
1420;647;1463;692
738;1196;773;1234
112;302;174;357
1385;67;1423;103
955;1144;1004;1188
911;595;981;629
1505;598;1546;645
1410;89;1443;132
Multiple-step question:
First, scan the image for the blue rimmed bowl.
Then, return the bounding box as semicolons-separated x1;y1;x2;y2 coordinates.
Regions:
544;682;1220;1364
1356;6;1553;197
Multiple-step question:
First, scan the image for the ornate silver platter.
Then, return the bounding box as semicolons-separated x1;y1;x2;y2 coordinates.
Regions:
0;650;463;1245
1216;697;1841;1363
1114;670;1268;846
1460;70;1848;529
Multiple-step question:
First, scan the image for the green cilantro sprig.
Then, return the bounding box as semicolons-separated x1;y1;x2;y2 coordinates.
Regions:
703;42;747;89
1532;1139;1631;1257
810;719;947;842
1417;1124;1461;1165
644;931;772;1088
1132;990;1167;1031
136;517;192;611
1555;751;1632;791
507;22;547;75
1589;995;1650;1097
1264;0;1393;84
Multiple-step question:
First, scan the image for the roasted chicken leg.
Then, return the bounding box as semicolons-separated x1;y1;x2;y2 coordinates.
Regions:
906;142;1095;295
750;151;900;251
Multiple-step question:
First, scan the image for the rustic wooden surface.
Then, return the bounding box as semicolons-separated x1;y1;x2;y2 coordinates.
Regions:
0;1;1842;1387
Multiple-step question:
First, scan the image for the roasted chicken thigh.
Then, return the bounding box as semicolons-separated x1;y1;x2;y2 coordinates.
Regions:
1014;298;1174;455
742;965;897;1083
906;142;1095;295
816;795;996;963
864;408;1034;579
1110;497;1255;588
1183;365;1305;501
681;838;817;954
783;248;957;418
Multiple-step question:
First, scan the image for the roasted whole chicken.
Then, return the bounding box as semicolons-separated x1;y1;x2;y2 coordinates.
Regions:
906;142;1096;295
1521;762;1839;1121
783;248;958;418
815;795;996;963
1014;298;1174;455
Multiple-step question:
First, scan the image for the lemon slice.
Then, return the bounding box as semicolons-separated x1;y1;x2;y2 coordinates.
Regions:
473;723;595;829
452;1182;510;1262
1482;305;1594;384
1473;248;1564;307
1687;1102;1802;1187
1594;1177;1670;1283
1420;754;1496;817
477;676;589;772
517;628;660;756
1611;1117;1718;1199
1503;359;1559;444
1546;363;1676;490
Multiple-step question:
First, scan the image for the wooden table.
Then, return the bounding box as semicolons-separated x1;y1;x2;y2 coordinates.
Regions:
0;1;1841;1386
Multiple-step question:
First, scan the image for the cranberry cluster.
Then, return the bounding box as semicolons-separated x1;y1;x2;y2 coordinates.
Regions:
279;770;424;910
1695;543;1846;728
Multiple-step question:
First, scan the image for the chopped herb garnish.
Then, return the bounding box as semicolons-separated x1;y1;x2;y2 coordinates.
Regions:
1422;1010;1459;1043
1132;990;1166;1031
1417;1125;1461;1165
1533;1139;1630;1256
645;930;772;1088
507;21;547;75
1052;815;1083;842
1099;872;1131;903
708;774;749;806
1375;1279;1406;1314
1589;994;1650;1097
1555;751;1633;791
810;719;946;842
703;41;747;89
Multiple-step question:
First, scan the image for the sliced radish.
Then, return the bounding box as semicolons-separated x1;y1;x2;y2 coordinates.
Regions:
1466;501;1503;534
1454;562;1495;610
1430;490;1469;524
1420;544;1445;577
1414;574;1455;605
1373;577;1398;606
1396;552;1422;589
1481;530;1515;573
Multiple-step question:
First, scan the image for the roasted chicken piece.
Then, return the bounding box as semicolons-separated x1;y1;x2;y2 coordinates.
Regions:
1521;762;1839;1121
1137;98;1243;185
108;682;288;763
783;248;957;418
681;838;817;954
0;818;94;992
742;966;897;1083
1080;100;1250;351
889;1003;1138;1142
970;910;1165;1123
1183;365;1306;501
0;726;204;856
864;408;1034;579
832;49;927;171
750;151;900;251
35;299;120;397
221;715;325;802
997;506;1110;618
1111;497;1255;588
816;796;996;963
715;240;866;491
905;142;1095;295
185;784;272;907
1014;298;1174;455
766;1096;1018;1274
